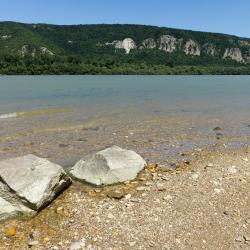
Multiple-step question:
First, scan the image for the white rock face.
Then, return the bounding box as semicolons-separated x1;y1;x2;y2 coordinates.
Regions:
69;146;146;185
239;40;250;46
184;40;201;56
1;35;11;40
121;38;137;54
40;47;54;56
19;45;29;56
223;48;244;62
106;38;136;54
203;43;217;56
159;35;177;53
141;38;156;49
244;49;250;63
0;154;71;211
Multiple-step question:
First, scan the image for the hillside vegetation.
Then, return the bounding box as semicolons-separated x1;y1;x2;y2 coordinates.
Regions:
0;22;250;74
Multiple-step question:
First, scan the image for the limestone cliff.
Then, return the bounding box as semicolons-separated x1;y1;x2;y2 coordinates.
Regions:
243;49;250;63
158;35;177;53
141;38;156;49
203;43;217;56
223;48;244;62
106;38;137;54
184;40;201;56
104;33;249;64
40;47;54;56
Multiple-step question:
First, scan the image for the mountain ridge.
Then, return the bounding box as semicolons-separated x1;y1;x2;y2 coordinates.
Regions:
0;22;250;74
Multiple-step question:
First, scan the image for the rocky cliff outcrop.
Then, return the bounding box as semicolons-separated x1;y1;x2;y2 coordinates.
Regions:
106;38;137;54
141;38;156;49
19;45;29;57
104;35;249;64
40;47;54;56
184;40;201;56
243;49;250;63
159;35;177;53
223;48;244;62
239;40;250;47
18;45;54;57
1;35;11;40
203;43;217;56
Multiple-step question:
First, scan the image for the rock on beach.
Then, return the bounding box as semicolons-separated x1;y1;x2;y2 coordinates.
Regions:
0;154;71;221
69;146;146;185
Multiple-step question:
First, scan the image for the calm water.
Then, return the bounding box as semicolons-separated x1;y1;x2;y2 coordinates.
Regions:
0;75;250;118
1;75;250;163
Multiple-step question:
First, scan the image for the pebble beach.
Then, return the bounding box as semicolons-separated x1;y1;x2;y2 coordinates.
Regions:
0;105;250;249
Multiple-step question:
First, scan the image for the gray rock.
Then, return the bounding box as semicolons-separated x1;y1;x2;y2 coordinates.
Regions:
69;146;146;185
0;197;22;221
0;154;71;211
0;182;35;221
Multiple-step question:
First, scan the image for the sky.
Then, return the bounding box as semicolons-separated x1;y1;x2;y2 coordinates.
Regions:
0;0;249;38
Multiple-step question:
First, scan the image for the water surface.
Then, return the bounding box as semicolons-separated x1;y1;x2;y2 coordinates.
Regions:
1;76;250;119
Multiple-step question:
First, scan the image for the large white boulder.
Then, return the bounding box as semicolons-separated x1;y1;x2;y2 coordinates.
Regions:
0;154;71;211
69;146;146;185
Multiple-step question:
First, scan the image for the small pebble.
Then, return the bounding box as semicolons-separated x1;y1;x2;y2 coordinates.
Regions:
227;165;237;174
28;240;39;247
129;242;136;247
107;213;115;219
214;188;221;194
124;193;131;200
136;186;147;191
6;226;16;237
191;173;199;180
213;126;222;131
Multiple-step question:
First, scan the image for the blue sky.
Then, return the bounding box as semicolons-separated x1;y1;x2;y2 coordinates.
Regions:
0;0;249;37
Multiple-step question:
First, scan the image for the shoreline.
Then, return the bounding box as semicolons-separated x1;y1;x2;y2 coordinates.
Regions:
0;146;249;249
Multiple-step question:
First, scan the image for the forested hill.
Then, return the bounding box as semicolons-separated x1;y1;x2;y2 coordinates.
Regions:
0;21;250;74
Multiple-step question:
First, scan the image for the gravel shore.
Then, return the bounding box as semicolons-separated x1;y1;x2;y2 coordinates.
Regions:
0;147;249;250
0;110;250;249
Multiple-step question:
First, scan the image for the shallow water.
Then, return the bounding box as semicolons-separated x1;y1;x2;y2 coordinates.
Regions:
1;75;250;119
1;75;250;164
